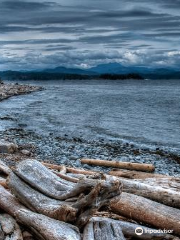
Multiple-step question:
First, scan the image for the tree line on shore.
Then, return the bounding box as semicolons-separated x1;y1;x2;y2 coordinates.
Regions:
0;71;144;81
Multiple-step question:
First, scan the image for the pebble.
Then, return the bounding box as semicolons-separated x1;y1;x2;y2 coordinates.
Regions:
21;149;31;156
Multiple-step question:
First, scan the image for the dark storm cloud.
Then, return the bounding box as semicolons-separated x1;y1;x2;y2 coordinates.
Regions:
0;0;55;10
0;0;180;70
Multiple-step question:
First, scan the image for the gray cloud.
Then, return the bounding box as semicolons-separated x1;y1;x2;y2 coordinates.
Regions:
0;0;180;70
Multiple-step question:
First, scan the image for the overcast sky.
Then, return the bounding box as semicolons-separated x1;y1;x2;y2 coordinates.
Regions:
0;0;180;70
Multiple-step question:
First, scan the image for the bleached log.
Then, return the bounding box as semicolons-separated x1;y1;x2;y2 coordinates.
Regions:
109;169;166;179
88;217;177;240
16;209;81;240
83;217;126;240
106;175;180;208
8;171;121;224
15;160;121;201
8;172;77;222
109;170;180;192
134;177;180;192
15;159;76;200
0;185;80;240
43;162;98;175
0;185;26;217
81;158;155;172
110;192;180;236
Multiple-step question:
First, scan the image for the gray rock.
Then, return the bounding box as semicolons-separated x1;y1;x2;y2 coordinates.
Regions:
21;150;31;156
0;140;18;154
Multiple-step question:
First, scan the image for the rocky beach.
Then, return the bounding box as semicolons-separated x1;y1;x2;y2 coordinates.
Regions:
0;80;42;101
0;80;180;177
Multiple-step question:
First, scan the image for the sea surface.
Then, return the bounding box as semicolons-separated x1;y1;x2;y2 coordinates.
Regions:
0;79;180;153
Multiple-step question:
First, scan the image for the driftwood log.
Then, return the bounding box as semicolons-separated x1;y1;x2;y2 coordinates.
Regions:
83;217;126;240
109;170;180;191
8;172;77;222
81;158;155;172
0;185;81;240
14;160;121;201
43;162;98;175
0;185;26;217
8;171;121;224
42;163;67;173
0;214;23;240
64;169;180;208
109;169;167;179
16;209;81;240
134;177;180;192
85;217;177;240
105;175;180;208
43;163;180;193
110;192;180;236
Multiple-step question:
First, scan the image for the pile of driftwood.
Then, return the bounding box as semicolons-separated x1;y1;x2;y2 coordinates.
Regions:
0;158;180;240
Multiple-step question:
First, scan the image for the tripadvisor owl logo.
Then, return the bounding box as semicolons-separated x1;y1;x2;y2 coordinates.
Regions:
135;227;144;235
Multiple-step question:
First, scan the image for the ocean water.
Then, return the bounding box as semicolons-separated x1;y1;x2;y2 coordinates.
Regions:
0;79;180;153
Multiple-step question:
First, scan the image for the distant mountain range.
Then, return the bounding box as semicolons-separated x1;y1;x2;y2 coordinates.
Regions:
41;63;180;79
1;63;180;80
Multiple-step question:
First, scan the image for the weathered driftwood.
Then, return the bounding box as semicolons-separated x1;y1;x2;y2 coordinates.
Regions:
83;217;126;240
0;214;23;240
0;160;11;175
109;170;180;191
43;162;98;175
8;171;122;224
134;177;180;192
75;179;122;229
105;175;180;208
8;172;77;222
16;209;81;240
0;185;80;240
81;158;155;172
109;169;167;179
67;167;98;175
86;217;177;240
15;160;121;201
110;192;180;236
0;185;26;217
15;159;76;199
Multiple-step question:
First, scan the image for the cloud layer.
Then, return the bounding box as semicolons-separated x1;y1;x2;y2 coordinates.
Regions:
0;0;180;70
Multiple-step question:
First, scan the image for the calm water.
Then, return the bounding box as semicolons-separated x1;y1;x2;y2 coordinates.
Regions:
0;79;180;152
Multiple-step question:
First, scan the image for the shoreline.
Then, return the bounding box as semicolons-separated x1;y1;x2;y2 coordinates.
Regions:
0;81;43;102
0;81;180;177
1;127;180;177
